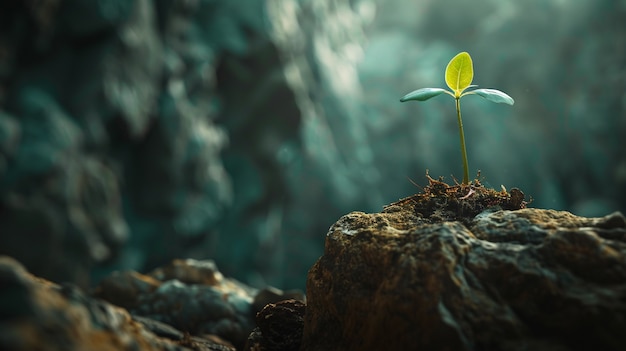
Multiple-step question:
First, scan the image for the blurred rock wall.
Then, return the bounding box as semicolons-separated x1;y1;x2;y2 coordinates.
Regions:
0;0;258;286
0;0;375;289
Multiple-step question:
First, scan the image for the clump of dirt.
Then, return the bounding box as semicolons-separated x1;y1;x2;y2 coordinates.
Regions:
385;173;528;225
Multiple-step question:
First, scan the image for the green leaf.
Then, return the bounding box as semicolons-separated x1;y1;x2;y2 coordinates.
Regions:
466;88;515;105
445;52;473;97
400;88;449;102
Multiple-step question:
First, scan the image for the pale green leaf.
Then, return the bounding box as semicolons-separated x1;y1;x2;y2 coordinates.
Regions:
445;52;474;97
400;88;449;102
466;88;514;105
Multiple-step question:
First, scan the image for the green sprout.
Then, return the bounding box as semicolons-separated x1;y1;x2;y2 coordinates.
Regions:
400;52;514;185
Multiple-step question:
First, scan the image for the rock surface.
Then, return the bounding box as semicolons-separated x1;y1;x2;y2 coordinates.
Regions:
0;256;303;351
245;299;305;351
302;193;626;350
0;256;234;351
94;259;304;350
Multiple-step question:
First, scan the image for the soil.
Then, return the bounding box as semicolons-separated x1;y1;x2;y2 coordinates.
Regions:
385;173;529;225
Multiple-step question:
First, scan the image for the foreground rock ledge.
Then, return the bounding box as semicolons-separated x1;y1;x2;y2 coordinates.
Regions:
302;203;626;351
0;257;303;351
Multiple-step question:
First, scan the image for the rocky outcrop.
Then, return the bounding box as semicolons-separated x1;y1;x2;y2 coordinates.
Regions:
0;256;303;351
94;259;304;350
0;256;234;351
302;182;626;350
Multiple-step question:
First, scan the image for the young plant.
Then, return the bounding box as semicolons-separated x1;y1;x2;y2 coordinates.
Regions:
400;52;514;185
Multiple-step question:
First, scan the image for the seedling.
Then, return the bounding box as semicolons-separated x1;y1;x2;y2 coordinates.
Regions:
400;52;514;185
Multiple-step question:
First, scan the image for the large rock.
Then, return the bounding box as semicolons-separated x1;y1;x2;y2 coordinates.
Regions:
0;256;235;351
93;258;304;350
0;256;303;350
302;180;626;350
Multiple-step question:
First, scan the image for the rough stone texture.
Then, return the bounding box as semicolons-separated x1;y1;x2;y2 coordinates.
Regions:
93;258;304;350
0;256;235;351
245;299;305;351
0;256;304;350
302;201;626;350
94;258;255;349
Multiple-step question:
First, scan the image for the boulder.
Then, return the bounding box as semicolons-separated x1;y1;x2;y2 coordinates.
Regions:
302;178;626;350
93;258;304;350
245;299;305;351
0;256;303;350
0;256;234;351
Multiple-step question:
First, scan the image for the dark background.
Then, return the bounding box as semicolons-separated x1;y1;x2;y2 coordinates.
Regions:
0;0;624;290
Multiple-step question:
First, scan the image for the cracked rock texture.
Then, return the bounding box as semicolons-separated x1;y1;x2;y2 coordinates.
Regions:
302;202;626;351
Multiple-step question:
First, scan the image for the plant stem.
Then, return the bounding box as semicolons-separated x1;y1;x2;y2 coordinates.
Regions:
455;97;470;184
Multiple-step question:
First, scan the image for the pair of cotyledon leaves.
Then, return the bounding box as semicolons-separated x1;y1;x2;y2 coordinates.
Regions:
400;52;514;105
